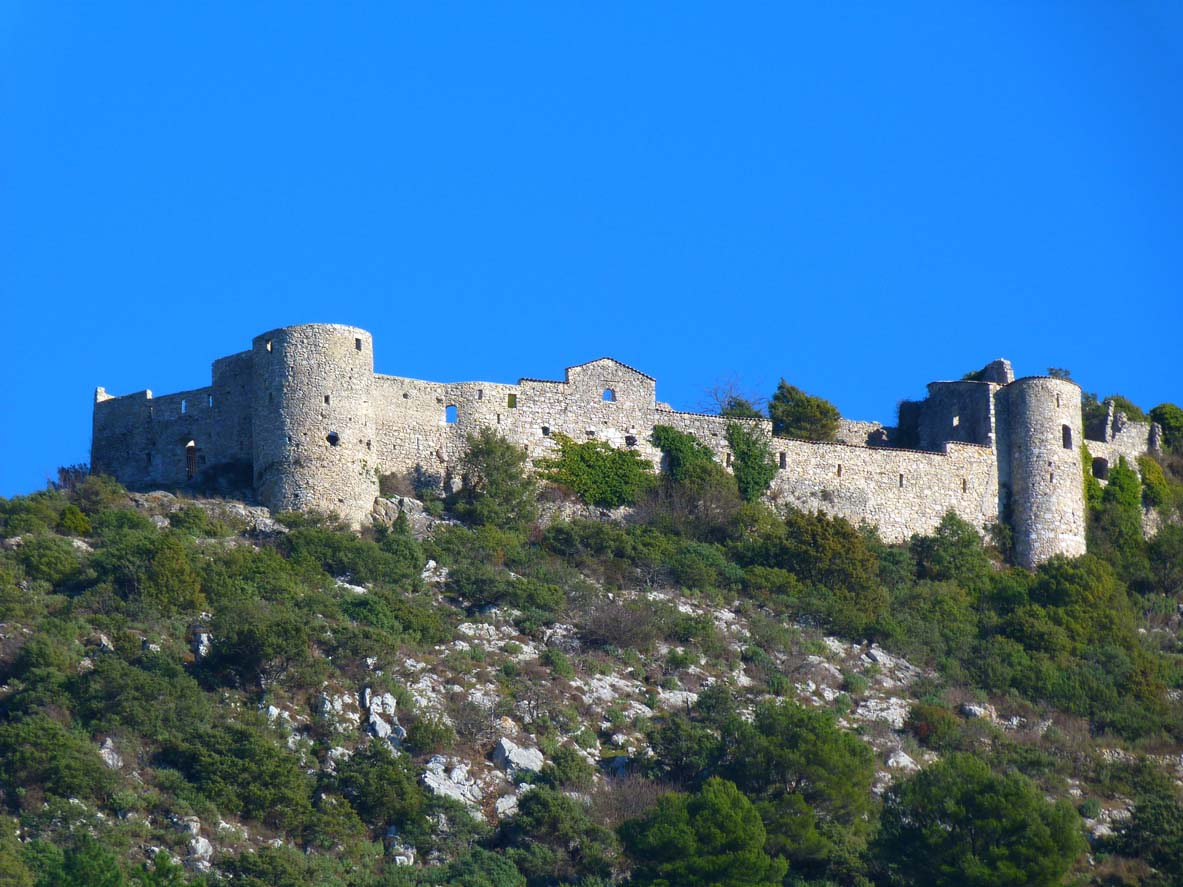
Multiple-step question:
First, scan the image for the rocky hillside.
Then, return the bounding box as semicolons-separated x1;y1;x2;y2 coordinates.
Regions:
1;424;1182;886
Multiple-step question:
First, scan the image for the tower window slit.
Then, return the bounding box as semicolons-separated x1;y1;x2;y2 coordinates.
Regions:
899;473;904;488
779;452;787;469
962;478;967;493
181;399;187;414
1062;425;1072;448
837;464;843;478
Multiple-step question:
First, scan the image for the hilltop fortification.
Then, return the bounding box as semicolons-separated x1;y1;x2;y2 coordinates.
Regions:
91;323;1160;568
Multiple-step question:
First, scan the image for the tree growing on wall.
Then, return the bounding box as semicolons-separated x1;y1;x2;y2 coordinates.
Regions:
725;422;777;503
768;381;840;442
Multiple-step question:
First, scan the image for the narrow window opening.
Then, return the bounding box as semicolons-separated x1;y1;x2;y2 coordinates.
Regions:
541;426;550;436
952;414;960;427
1056;394;1061;408
1050;471;1055;483
586;430;596;438
366;440;372;451
181;399;187;414
837;464;843;478
962;478;967;493
1062;424;1072;449
1092;457;1109;480
725;452;733;467
603;388;616;402
507;394;517;408
626;434;638;447
899;473;904;488
445;405;458;424
185;441;197;480
355;337;362;351
265;339;273;352
477;389;483;400
326;432;340;446
324;395;331;405
208;395;213;408
496;413;501;424
779;452;787;469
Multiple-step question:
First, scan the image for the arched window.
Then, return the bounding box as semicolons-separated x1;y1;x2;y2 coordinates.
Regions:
602;388;616;402
445;405;458;424
1062;425;1073;449
185;441;197;479
1092;457;1109;480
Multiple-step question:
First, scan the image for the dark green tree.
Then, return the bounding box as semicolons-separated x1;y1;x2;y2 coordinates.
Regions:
875;753;1084;887
1117;787;1183;886
768;380;840;441
620;777;788;887
452;428;538;530
721;701;875;876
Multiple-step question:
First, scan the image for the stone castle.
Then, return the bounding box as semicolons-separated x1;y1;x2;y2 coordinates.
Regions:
91;323;1160;569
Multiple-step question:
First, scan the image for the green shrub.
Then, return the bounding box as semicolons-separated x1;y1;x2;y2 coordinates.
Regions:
0;714;113;806
905;702;961;750
768;379;840;441
1139;455;1173;510
405;716;456;756
541;648;575;679
55;505;91;537
536;434;655;507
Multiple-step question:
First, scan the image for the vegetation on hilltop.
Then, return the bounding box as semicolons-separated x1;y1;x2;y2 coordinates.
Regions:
0;412;1182;886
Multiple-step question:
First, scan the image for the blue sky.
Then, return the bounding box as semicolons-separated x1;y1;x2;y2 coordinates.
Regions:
1;3;1180;496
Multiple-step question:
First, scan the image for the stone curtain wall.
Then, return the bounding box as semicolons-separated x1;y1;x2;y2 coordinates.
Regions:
91;324;1155;562
768;440;999;542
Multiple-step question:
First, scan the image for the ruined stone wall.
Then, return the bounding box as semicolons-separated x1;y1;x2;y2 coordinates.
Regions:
250;324;378;526
91;352;253;489
92;326;1158;564
1000;377;1087;569
1086;411;1158;477
915;381;998;451
768;439;999;542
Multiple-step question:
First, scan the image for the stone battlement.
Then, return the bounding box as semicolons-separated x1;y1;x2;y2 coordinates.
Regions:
91;324;1160;568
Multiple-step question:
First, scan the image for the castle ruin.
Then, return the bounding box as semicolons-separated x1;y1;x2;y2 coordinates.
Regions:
91;323;1159;569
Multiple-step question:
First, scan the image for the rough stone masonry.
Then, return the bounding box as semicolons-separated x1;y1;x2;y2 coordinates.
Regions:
91;323;1160;569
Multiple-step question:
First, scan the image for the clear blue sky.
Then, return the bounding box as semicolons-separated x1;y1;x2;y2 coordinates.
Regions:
2;3;1180;496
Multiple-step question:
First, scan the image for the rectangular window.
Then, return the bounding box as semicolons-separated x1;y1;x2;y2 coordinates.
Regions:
779;452;787;469
355;337;362;351
899;473;904;488
324;395;331;405
507;394;517;408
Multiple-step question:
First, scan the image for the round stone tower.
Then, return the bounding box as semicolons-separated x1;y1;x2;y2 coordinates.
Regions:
1002;376;1086;569
251;324;378;526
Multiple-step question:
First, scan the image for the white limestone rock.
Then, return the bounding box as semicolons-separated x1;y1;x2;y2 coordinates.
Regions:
99;738;122;770
492;737;545;777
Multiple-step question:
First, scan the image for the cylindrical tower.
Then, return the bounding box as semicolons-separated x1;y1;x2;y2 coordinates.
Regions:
1002;377;1086;569
251;324;378;526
